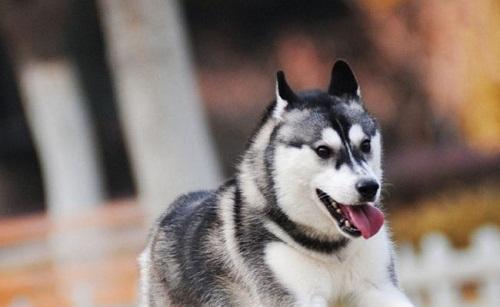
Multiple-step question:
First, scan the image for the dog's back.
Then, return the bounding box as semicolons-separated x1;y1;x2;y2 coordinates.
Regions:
139;190;230;306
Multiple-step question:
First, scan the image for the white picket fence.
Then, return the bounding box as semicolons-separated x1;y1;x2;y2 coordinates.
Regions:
398;225;500;307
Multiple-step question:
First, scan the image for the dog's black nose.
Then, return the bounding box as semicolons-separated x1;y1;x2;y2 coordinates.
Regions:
356;179;379;201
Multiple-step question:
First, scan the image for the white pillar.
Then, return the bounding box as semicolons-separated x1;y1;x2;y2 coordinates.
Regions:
17;60;104;218
98;0;221;219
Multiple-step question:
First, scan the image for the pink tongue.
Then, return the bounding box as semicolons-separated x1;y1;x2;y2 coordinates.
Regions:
344;205;384;239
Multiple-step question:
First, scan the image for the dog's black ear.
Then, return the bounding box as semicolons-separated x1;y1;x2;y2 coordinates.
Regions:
328;60;360;97
276;71;297;102
274;71;297;119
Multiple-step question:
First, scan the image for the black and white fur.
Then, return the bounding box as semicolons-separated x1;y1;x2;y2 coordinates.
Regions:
139;60;414;307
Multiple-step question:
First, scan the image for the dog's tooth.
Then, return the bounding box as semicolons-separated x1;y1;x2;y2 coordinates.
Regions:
345;220;351;227
336;209;341;214
332;202;338;209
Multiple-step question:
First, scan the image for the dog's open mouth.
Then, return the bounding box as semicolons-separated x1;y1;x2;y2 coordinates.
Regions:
316;189;384;239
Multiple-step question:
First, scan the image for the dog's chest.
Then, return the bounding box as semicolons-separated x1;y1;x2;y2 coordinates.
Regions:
263;238;388;304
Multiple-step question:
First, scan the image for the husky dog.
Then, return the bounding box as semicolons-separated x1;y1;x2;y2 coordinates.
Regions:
139;60;413;307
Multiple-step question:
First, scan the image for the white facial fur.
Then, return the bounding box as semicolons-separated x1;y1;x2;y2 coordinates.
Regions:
348;124;365;146
273;145;338;236
321;128;342;150
273;124;382;234
348;124;382;177
313;164;364;205
370;132;383;178
314;126;381;205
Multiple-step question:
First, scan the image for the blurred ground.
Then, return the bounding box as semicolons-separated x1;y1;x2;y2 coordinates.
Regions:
0;201;144;307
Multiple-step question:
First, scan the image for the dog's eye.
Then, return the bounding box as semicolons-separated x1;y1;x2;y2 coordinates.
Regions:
360;140;371;153
315;146;332;159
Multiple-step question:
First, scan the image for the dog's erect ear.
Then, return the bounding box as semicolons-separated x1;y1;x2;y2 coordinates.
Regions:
274;71;297;119
328;60;360;98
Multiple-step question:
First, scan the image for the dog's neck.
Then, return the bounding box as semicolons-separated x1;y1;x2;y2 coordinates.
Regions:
236;118;278;209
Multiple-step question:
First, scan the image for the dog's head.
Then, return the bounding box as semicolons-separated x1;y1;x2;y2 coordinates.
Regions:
263;60;384;240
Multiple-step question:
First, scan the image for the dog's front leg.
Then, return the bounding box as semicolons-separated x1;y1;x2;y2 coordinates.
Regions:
352;284;414;307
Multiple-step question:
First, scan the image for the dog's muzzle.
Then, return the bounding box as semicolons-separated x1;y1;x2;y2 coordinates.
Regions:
316;189;384;239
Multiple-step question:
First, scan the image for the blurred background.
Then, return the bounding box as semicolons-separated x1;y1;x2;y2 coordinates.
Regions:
0;0;499;306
